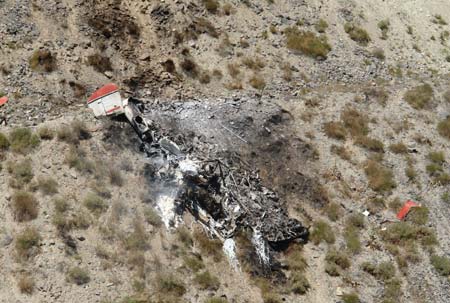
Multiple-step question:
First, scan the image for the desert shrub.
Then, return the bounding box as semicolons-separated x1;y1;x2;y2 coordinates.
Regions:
344;227;361;254
438;117;450;139
389;142;407;154
87;53;112;72
341;107;369;137
310;220;335;245
18;275;35;294
194;230;223;261
364;160;396;192
242;57;265;70
202;0;219;13
177;227;193;247
124;220;149;251
331;145;351;161
325;202;342;221
7;158;34;187
156;274;186;297
325;248;350;276
222;3;233;15
184;255;205;272
315;19;328;33
205;298;228;303
432;15;448;25
29;49;56;72
84;192;107;215
344;23;371;46
144;207;162;227
194;271;220;290
249;74;266;90
64;146;95;174
67;267;90;285
429;151;445;164
37;126;54;140
56;121;90;144
342;292;360;303
9;128;40;154
381;222;437;247
372;48;385;60
431;255;450;276
199;71;211;84
180;57;199;78
382;278;402;302
12;191;38;222
324;122;347;140
108;167;124;186
407;206;429;225
355;136;384;152
388;197;402;212
15;227;41;260
227;63;240;78
0;132;10;150
289;272;310;294
286;247;308;271
378;19;390;39
285;27;331;59
404;84;433;109
37;176;58;195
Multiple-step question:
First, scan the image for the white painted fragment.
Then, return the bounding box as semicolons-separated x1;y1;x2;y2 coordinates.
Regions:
252;230;270;266
155;193;178;228
223;238;240;270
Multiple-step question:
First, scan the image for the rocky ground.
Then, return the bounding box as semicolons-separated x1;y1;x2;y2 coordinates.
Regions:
1;0;450;302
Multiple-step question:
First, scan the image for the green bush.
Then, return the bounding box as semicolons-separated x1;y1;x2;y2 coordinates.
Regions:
156;274;186;297
66;267;90;285
325;248;350;276
194;271;220;290
344;23;371;46
29;49;57;72
407;206;429;225
64;146;95;174
381;222;437;247
7;158;34;187
285;27;331;59
404;84;433;109
205;298;228;303
9;128;40;154
310;220;335;245
431;255;450;276
315;19;328;33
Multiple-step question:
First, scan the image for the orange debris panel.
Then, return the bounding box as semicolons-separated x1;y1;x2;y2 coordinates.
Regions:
0;96;8;107
87;83;119;104
397;200;420;220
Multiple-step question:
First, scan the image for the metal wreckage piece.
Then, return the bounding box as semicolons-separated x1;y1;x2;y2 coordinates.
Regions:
87;84;309;267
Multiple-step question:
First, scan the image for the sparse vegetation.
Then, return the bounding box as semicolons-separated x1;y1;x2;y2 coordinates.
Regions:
15;227;41;260
437;117;450;139
67;267;90;285
12;191;38;222
84;192;107;215
37;126;54;140
404;84;433;109
355;136;384;152
87;53;112;73
344;23;371;46
341;107;369;137
325;248;350;276
372;47;385;60
389;142;408;154
37;176;58;195
194;271;220;290
65;146;95;174
431;255;450;276
194;230;223;261
0;132;10;150
177;227;193;247
310;220;335;245
324;121;347;140
156;273;186;297
7;158;34;188
325;202;342;221
144;207;162;227
342;292;360;303
9;128;40;154
315;19;328;33
202;0;219;13
18;275;35;294
432;15;448;26
285;27;331;59
364;160;396;192
29;49;56;72
378;19;390;39
249;74;266;90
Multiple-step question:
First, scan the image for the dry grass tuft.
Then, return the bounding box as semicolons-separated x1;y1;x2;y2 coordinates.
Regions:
249;74;266;90
0;132;10;150
29;49;56;72
7;158;34;188
18;275;35;294
404;84;433;109
310;220;335;245
37;176;58;195
37;126;54;140
389;142;407;154
437;117;450;139
9;128;40;154
87;53;112;73
324;122;347;140
66;267;90;285
194;271;220;290
325;248;350;276
431;255;450;276
84;192;107;216
15;227;41;260
341;107;369;137
194;230;223;261
285;27;331;59
202;0;219;13
12;191;39;222
344;23;371;46
364;160;396;192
